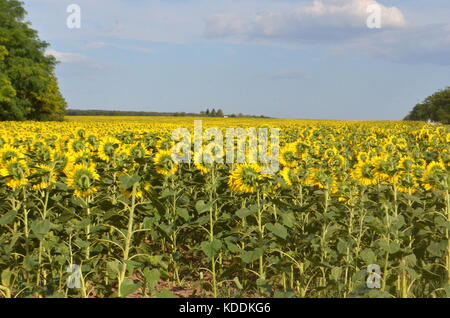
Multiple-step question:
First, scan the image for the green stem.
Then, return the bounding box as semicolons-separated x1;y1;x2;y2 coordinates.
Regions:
118;184;137;297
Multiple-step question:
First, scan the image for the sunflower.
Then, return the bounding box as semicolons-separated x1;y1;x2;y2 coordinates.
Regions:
67;138;87;152
305;167;336;191
422;161;447;190
228;164;262;193
31;164;57;190
155;137;175;151
279;167;298;187
120;182;151;200
98;137;120;162
279;144;298;167
395;171;418;194
154;150;178;176
352;160;378;186
397;156;414;171
195;162;210;174
0;158;29;189
0;145;25;164
65;163;100;198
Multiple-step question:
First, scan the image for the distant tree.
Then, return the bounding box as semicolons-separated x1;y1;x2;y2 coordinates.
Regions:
205;109;210;116
217;109;224;117
404;87;450;124
211;108;217;117
0;0;66;121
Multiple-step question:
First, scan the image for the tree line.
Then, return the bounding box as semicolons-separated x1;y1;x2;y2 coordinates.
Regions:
404;86;450;124
0;0;66;121
67;109;271;118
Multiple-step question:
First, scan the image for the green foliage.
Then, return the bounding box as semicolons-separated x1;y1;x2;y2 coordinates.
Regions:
405;87;450;124
0;0;66;121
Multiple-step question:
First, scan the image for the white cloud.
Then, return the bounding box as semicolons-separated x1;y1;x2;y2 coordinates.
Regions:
45;49;87;63
205;0;406;42
333;23;450;65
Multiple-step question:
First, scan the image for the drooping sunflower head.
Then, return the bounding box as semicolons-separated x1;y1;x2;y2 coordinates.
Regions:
154;150;178;176
65;163;100;198
422;161;447;191
31;164;57;190
279;144;298;168
396;171;418;194
129;143;151;160
352;160;378;186
67;138;87;152
155;137;175;151
398;157;414;171
0;158;29;189
98;137;120;162
0;145;25;164
228;164;262;193
279;167;299;187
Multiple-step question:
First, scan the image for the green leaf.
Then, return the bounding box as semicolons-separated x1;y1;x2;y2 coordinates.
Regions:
155;289;177;298
118;174;141;190
281;212;295;228
30;219;52;239
200;239;222;259
360;248;377;264
236;208;253;218
427;242;444;257
195;200;212;214
0;211;17;225
331;267;343;281
265;223;288;239
1;269;12;287
256;279;271;295
23;255;37;272
240;248;263;264
120;278;141;298
379;240;400;254
176;208;190;221
143;268;160;290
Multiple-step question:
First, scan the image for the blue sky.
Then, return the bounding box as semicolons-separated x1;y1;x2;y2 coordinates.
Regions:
22;0;450;120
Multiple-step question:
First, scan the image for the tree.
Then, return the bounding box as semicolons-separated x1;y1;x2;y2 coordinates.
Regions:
216;109;224;117
205;109;210;116
0;0;66;121
211;108;217;117
404;87;450;124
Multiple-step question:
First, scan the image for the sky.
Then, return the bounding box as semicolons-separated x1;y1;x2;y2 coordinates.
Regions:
22;0;450;120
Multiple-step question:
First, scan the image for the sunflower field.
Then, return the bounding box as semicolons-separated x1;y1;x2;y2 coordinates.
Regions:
0;116;449;298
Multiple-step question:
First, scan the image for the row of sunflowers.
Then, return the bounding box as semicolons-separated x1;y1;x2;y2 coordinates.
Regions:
0;117;449;297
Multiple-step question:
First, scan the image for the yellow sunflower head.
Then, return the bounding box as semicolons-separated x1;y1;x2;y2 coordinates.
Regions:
0;145;25;164
154;150;179;176
0;158;29;189
279;144;298;168
422;161;447;191
228;164;262;194
352;160;378;186
98;137;120;162
31;164;57;190
65;163;100;198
